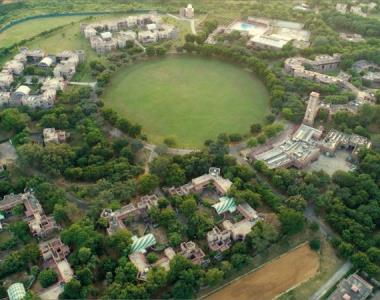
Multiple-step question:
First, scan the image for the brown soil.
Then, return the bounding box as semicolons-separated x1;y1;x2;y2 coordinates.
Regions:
206;243;320;300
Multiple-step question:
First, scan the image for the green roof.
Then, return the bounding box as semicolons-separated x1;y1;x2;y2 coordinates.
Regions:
131;233;156;253
212;197;236;215
7;283;25;300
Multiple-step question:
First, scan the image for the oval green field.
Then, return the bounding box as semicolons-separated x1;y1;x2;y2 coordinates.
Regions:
103;56;270;148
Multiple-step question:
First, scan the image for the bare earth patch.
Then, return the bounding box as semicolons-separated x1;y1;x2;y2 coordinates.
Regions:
206;243;320;300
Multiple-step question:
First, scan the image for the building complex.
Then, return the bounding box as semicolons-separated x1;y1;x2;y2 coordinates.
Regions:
213;17;310;50
81;14;177;54
0;48;84;109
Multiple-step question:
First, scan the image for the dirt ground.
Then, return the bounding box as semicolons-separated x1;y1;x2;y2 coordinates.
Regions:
206;243;320;300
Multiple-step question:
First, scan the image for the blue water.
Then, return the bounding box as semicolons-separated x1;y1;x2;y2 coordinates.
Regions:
240;23;256;30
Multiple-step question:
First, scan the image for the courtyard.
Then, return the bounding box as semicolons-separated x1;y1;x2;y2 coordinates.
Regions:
103;56;270;147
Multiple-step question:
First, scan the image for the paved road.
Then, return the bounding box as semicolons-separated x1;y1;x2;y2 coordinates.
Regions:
309;261;352;300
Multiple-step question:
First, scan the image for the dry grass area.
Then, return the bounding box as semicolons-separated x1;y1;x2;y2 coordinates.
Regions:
206;243;320;300
279;239;344;300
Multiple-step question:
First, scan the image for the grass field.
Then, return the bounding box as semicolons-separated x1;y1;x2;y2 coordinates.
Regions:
206;243;320;300
0;15;88;48
103;56;270;147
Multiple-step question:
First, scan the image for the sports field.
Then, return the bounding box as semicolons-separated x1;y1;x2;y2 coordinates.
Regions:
0;15;88;48
103;56;270;147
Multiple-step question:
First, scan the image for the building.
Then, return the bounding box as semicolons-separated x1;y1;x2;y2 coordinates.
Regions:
303;92;320;126
180;4;195;19
21;48;45;63
39;237;73;283
7;283;26;300
101;194;159;235
0;92;11;106
179;241;206;265
328;274;373;300
252;124;322;169
226;17;310;50
39;56;54;68
284;55;375;103
212;197;237;215
129;247;175;281
207;226;232;252
83;14;176;54
131;233;157;253
320;129;371;157
3;60;24;75
43;128;67;144
0;71;14;90
165;168;233;197
336;3;348;14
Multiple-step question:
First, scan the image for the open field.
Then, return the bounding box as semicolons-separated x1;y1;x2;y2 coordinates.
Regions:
103;56;270;147
206;243;320;300
279;239;344;300
0;15;88;48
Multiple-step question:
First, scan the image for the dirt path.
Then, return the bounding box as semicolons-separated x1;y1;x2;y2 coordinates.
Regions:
206;243;320;300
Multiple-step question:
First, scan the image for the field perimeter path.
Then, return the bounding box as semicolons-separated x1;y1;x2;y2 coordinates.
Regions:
309;261;352;300
205;243;319;300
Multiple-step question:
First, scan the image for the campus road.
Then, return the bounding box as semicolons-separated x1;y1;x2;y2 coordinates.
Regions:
309;261;352;300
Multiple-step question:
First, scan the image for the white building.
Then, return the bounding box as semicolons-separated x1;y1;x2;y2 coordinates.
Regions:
180;4;194;19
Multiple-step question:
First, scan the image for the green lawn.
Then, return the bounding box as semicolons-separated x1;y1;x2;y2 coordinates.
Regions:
103;56;270;147
0;15;88;48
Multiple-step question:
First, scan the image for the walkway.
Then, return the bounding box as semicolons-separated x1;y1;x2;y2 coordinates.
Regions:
68;81;97;88
166;13;196;34
309;261;352;300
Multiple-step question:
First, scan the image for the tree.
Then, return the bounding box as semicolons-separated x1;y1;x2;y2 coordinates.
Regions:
78;247;92;264
147;252;158;264
107;229;133;256
246;222;278;253
285;195;307;211
38;269;58;288
279;208;305;235
138;174;159;194
309;239;321;251
179;197;197;218
9;221;31;243
60;279;82;299
0;108;30;133
205;268;224;286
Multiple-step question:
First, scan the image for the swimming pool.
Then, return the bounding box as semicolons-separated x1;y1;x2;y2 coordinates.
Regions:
239;22;257;31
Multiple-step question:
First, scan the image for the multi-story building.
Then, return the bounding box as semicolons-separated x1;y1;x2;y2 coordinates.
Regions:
43;128;67;144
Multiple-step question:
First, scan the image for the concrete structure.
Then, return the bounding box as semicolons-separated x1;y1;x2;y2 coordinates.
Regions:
320;129;371;157
39;237;73;283
7;283;26;300
340;33;365;43
285;55;375;103
0;49;83;109
43;128;67;144
39;57;54;68
165;168;233;197
0;71;13;90
180;4;194;19
225;17;310;50
179;241;206;265
0;192;59;238
82;14;177;54
207;226;232;252
101;193;159;235
129;246;175;281
252;124;322;169
3;60;24;75
328;274;373;300
303;92;320;126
